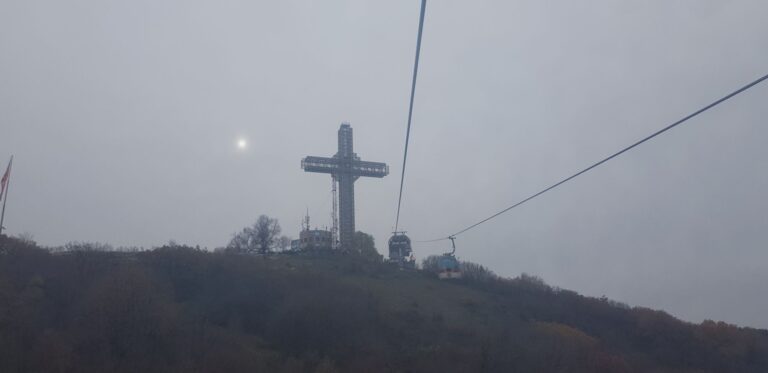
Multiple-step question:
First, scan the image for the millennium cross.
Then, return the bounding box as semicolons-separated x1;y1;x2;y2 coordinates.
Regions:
302;123;388;251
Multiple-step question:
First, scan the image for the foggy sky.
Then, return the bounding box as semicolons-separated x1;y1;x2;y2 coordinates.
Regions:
1;1;767;328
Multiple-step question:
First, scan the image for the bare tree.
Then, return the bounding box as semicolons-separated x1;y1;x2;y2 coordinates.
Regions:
15;232;35;245
228;227;252;252
228;215;282;254
63;241;114;252
353;231;381;260
421;255;440;273
253;215;281;254
278;235;292;252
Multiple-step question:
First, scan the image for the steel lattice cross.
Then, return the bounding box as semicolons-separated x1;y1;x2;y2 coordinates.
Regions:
302;123;388;251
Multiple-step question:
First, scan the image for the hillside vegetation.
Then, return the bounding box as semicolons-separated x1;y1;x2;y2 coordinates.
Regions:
1;235;767;372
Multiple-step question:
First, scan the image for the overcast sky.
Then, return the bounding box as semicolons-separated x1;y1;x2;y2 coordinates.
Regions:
1;1;767;328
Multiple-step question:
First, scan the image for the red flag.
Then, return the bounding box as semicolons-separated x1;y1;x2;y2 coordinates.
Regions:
0;157;11;202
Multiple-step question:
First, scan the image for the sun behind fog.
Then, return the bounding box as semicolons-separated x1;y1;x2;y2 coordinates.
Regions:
236;138;247;150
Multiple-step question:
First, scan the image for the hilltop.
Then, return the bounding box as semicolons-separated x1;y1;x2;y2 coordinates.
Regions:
1;235;766;372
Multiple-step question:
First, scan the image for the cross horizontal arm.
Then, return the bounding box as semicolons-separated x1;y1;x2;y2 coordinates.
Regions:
301;156;338;174
302;156;389;178
351;160;389;177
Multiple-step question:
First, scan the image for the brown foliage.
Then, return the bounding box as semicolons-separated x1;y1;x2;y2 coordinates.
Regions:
1;235;767;372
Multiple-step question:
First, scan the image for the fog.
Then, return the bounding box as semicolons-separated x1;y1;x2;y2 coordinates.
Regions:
1;1;767;328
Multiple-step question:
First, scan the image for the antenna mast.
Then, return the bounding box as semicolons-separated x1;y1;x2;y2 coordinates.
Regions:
331;176;339;250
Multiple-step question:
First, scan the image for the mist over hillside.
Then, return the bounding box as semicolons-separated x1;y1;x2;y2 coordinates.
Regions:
1;235;766;373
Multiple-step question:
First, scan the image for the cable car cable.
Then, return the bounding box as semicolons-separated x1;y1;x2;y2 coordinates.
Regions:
394;0;427;233
418;72;768;242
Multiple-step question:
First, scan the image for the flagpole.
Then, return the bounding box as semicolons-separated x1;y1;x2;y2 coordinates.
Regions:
0;155;13;237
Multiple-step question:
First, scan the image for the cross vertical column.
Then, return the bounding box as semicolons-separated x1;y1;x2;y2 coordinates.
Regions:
337;173;355;251
335;123;357;251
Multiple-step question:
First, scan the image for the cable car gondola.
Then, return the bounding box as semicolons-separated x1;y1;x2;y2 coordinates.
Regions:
388;232;415;268
437;236;462;280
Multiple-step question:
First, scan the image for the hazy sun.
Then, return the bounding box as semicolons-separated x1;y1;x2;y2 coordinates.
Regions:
236;138;247;150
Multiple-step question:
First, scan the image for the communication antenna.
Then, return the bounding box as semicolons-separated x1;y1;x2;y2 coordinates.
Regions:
303;208;310;231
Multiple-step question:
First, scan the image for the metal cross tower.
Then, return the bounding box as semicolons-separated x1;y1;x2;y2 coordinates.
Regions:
302;123;389;251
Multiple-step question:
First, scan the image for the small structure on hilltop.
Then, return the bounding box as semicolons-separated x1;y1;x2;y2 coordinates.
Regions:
291;212;333;252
